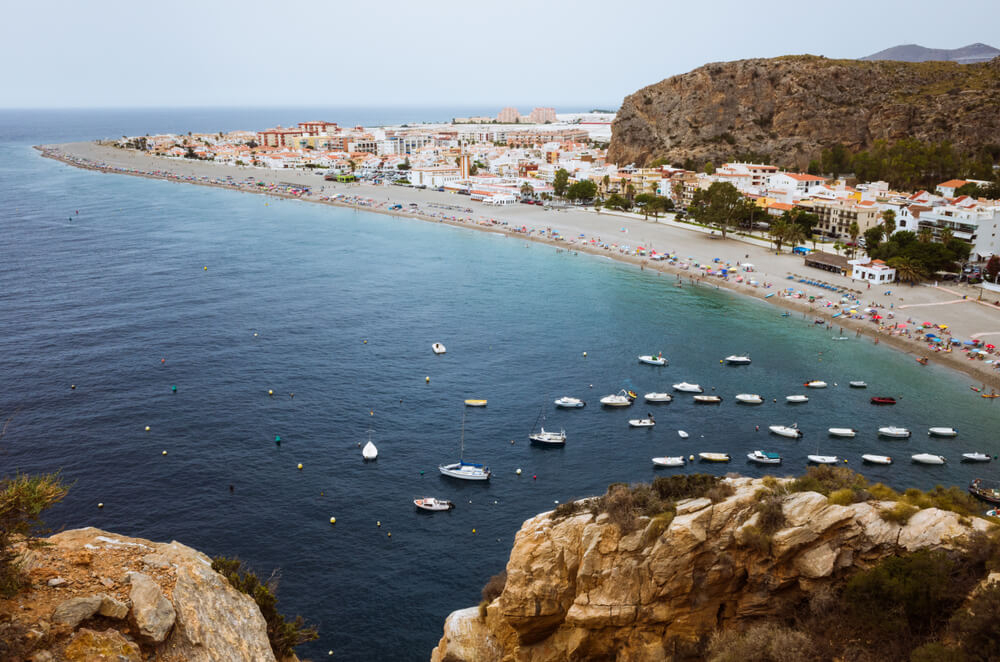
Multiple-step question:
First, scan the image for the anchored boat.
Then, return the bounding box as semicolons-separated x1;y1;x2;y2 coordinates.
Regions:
928;427;958;437
439;412;491;481
912;453;946;465
878;426;911;439
862;454;893;465
554;396;585;408
652;456;686;467
747;450;782;464
414;497;454;511
769;424;803;439
638;353;668;366
735;393;763;404
828;428;856;438
600;389;637;406
673;382;703;393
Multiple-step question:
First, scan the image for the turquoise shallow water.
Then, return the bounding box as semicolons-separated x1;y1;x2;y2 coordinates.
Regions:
1;110;999;660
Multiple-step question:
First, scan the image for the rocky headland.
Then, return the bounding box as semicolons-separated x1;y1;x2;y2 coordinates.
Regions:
607;55;1000;169
0;527;281;661
431;475;996;662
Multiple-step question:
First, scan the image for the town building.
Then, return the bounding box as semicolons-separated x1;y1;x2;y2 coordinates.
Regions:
850;258;896;284
799;199;881;241
527;107;557;124
916;203;1000;261
496;107;522;123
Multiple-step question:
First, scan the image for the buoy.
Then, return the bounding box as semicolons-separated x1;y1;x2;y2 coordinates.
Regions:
161;358;165;364
472;528;476;534
289;393;294;398
533;474;537;480
253;332;258;337
370;410;374;416
516;468;522;475
162;450;167;455
387;532;392;537
582;351;587;356
98;503;104;508
510;439;514;444
297;463;303;470
689;455;695;461
425;376;430;383
70;384;76;389
171;385;177;392
268;389;274;396
377;521;381;527
275;435;281;442
363;339;367;344
330;517;336;524
204;266;208;271
145;426;150;432
720;360;723;364
420;470;425;475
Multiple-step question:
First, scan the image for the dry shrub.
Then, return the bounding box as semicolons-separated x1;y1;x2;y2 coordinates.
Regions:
790;465;866;496
706;622;813;662
481;570;507;604
868;482;899;501
604;484;638;531
880;501;919;525
740;525;771;556
642;511;675;547
756;495;785;536
828;488;857;506
705;483;735;503
552;499;586;519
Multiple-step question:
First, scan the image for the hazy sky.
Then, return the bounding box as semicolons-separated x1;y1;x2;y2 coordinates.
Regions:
3;0;999;109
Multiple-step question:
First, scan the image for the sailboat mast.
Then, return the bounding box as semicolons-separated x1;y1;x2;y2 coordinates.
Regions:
460;410;465;461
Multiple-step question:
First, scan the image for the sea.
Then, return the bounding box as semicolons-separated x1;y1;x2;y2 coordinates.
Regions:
1;107;998;661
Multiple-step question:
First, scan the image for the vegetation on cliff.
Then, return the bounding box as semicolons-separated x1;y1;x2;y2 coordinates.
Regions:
0;472;68;596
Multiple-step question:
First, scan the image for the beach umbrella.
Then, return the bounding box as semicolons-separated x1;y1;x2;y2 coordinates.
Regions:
922;322;933;327
988;344;996;349
940;325;948;330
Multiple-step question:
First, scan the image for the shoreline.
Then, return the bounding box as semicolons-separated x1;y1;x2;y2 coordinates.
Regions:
35;142;1000;392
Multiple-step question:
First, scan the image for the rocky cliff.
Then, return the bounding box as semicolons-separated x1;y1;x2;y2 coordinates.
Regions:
0;527;279;661
431;477;992;662
606;55;1000;169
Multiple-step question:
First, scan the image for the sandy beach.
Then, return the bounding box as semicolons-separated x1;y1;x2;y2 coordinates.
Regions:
36;141;1000;392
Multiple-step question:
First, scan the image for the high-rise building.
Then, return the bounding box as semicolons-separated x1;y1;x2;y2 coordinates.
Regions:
497;107;522;123
528;107;557;124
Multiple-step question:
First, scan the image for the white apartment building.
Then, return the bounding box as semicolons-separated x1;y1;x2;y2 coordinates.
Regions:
767;173;827;196
917;203;1000;260
850;259;896;284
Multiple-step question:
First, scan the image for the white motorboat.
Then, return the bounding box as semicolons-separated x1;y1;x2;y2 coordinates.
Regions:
432;343;446;355
644;392;673;403
878;426;911;439
629;415;656;427
828;428;857;438
414;497;454;511
638;353;668;366
912;453;946;465
677;430;689;438
808;455;840;464
735;393;763;404
699;452;730;462
928;427;958;437
786;395;809;403
693;395;722;404
600;389;636;406
672;382;703;393
962;452;991;462
804;380;827;388
529;428;567;445
554;396;585;408
652;456;685;467
362;429;378;461
862;454;893;465
849;381;868;388
439;412;491;481
769;424;803;439
747;450;782;464
725;354;752;365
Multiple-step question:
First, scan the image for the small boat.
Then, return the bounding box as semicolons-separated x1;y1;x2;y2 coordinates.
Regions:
912;453;946;465
804;380;827;388
781;312;791;317
849;381;867;388
672;382;703;393
554;396;585;408
439;412;491;481
928;427;958;437
600;389;636;407
982;391;1000;399
769;424;803;439
969;478;1000;504
870;397;896;405
644;392;672;403
916;356;928;365
878;426;911;438
638;353;668;366
747;450;782;464
735;393;763;404
725;354;751;365
808;455;841;464
629;416;655;427
464;399;488;407
862;454;893;465
529;428;566;445
362;429;378;461
698;452;730;462
677;430;689;438
961;452;991;462
652;456;685;467
432;343;446;354
693;395;722;404
786;395;809;403
414;497;454;511
828;428;856;438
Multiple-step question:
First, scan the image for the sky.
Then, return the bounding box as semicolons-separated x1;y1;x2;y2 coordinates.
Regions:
3;0;999;110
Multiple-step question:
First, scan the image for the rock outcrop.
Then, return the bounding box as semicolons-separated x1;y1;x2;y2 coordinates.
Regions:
606;55;1000;169
431;477;991;662
0;527;277;661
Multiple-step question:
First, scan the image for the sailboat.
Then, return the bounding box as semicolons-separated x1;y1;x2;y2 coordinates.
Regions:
528;406;566;446
439;411;491;480
362;429;378;461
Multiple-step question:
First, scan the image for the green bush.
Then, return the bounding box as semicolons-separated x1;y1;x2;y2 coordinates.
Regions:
910;642;968;662
828;488;857;506
947;582;1000;658
652;474;728;501
211;557;318;658
881;502;920;525
868;482;899;501
789;465;867;496
0;472;69;597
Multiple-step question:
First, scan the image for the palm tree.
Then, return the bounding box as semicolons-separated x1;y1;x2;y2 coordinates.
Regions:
833;242;844;256
769;219;789;252
888;257;926;284
848;221;860;258
918;227;934;243
939;227;954;245
882;209;896;238
601;174;611;196
785;225;807;252
520;182;534;199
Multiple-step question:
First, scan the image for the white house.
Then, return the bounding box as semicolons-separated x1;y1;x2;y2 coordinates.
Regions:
410;166;461;188
767;173;826;197
936;179;968;198
850;259;896;284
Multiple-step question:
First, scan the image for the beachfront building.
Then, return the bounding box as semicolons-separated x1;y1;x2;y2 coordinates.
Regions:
850;258;896;284
257;127;305;148
799;199;881;241
767;173;827;197
916;202;1000;261
409;166;462;188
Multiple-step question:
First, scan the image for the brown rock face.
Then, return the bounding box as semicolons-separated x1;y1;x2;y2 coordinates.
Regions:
606;55;1000;169
431;478;991;662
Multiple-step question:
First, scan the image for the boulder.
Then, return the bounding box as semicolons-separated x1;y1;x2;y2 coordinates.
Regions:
63;627;141;662
97;594;129;620
429;606;502;662
51;595;102;628
126;571;175;643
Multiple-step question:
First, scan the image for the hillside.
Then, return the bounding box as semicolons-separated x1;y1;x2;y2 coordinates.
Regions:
861;42;1000;64
606;55;1000;169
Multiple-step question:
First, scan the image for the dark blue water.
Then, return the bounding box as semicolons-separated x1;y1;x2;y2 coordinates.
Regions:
1;109;999;660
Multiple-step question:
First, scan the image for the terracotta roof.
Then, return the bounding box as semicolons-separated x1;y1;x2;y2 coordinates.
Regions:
786;173;825;182
938;179;968;188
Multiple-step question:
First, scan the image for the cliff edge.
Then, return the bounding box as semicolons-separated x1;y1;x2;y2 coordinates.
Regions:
0;527;279;662
431;476;992;662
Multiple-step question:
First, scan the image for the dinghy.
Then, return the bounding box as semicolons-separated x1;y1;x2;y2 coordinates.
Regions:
638;353;668;366
849;381;867;388
735;393;763;404
414;497;454;511
677;430;689;438
870;396;896;405
554;396;585;408
644;392;672;403
693;394;722;403
912;453;946;465
878;426;911;439
600;390;636;406
432;343;446;354
808;455;840;464
629;416;655;427
862;454;893;464
673;382;703;393
828;428;856;438
928;427;958;437
961;452;991;462
804;380;827;388
786;395;809;403
698;452;730;462
747;450;782;465
652;456;685;467
464;399;488;407
769;424;803;439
